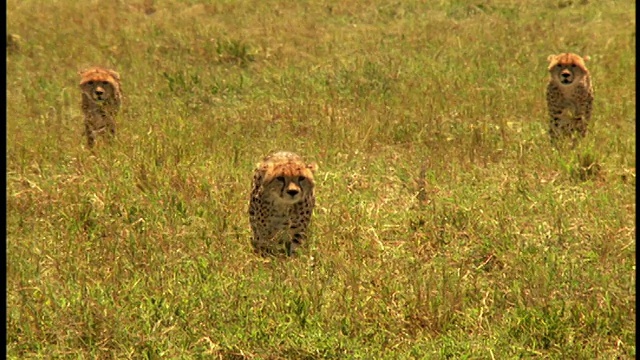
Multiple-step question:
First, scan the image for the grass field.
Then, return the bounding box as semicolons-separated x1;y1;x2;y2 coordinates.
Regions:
6;0;636;358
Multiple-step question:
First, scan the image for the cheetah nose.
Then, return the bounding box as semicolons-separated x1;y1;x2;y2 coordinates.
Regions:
95;89;104;95
561;72;571;78
286;189;299;197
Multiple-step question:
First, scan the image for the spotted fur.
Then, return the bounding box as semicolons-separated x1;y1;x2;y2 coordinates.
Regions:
546;53;594;144
249;151;318;256
79;67;122;148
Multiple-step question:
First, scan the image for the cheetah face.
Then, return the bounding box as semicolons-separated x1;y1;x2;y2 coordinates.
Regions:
79;68;121;104
263;174;313;205
255;152;317;206
81;80;117;103
258;155;317;205
547;53;590;86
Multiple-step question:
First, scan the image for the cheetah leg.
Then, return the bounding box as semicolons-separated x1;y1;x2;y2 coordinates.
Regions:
85;123;96;148
251;235;268;255
108;121;116;137
287;233;305;256
549;115;562;146
566;117;583;149
567;115;587;150
575;116;588;138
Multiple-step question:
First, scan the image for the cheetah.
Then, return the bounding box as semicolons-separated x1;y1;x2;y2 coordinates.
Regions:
6;34;22;54
78;67;122;148
546;53;594;144
249;151;318;256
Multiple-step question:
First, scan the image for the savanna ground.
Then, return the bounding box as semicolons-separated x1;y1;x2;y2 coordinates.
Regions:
6;0;636;358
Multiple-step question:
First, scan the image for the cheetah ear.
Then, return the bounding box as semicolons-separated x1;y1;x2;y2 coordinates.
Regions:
306;162;318;173
257;162;274;176
108;69;121;81
547;54;556;62
582;55;590;62
257;162;272;171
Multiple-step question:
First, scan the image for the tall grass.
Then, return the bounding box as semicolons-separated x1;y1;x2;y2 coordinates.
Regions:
7;0;635;358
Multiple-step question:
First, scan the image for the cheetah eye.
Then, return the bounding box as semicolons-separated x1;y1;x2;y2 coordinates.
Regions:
87;81;94;85
556;64;562;68
298;176;306;182
276;176;285;182
570;64;576;68
102;81;110;85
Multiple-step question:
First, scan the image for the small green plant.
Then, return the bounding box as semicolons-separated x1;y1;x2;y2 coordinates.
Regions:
571;150;602;182
215;38;255;66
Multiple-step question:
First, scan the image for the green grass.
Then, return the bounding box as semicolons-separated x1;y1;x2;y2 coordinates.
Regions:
7;0;635;358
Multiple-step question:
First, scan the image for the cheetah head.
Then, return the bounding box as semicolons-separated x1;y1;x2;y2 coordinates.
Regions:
547;53;590;86
258;157;317;205
79;67;121;104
